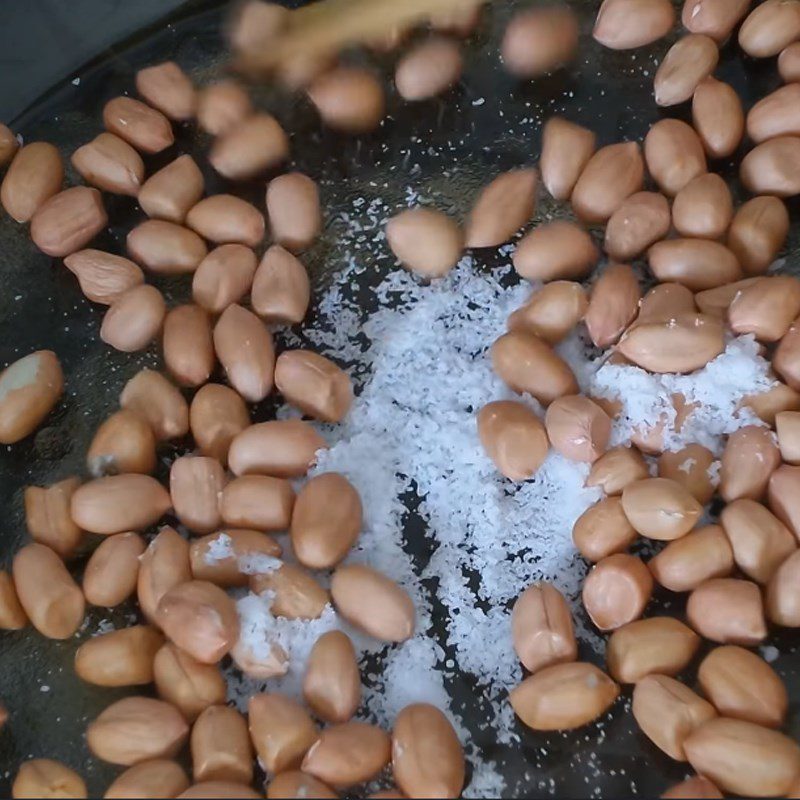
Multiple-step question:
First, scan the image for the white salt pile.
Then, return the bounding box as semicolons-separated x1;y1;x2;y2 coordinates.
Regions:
228;592;340;701
584;334;774;453
225;196;777;796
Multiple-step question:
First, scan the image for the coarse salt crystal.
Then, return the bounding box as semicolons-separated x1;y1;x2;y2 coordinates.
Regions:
678;458;696;474
761;645;780;663
204;534;282;576
204;533;234;563
238;553;282;576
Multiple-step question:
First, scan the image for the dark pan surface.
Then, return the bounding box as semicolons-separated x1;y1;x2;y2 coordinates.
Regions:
1;1;799;796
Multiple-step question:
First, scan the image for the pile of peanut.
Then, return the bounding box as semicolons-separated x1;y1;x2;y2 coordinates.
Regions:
2;0;800;797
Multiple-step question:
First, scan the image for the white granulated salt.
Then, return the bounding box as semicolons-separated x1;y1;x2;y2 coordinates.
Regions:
678;458;697;474
204;532;234;563
238;553;282;576
233;592;285;661
232;195;774;796
93;619;116;636
226;592;340;704
203;533;281;576
587;335;774;454
707;460;722;487
295;257;602;793
761;645;780;663
362;635;450;723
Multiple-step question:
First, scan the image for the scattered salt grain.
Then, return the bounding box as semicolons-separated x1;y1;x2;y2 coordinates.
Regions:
203;533;282;576
678;458;696;474
707;460;721;487
761;645;780;663
204;533;234;563
238;553;282;576
93;619;116;636
363;635;450;725
464;760;507;799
